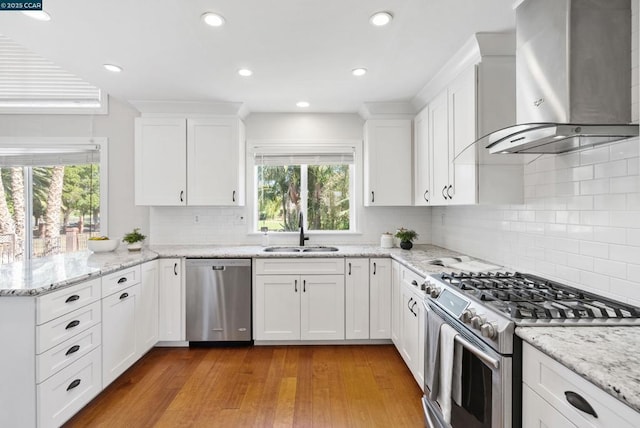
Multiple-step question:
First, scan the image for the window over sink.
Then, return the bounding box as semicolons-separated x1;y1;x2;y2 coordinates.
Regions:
251;142;356;233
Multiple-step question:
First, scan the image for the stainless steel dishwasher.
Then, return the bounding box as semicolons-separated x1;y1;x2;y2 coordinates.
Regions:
185;258;252;344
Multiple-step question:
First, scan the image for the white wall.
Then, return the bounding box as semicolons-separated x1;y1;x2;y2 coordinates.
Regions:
150;113;431;245
0;96;148;239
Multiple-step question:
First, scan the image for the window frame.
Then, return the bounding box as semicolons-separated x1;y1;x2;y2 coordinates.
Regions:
0;137;109;260
247;139;361;235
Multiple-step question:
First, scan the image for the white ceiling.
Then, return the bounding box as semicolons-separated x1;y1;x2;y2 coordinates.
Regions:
0;0;516;114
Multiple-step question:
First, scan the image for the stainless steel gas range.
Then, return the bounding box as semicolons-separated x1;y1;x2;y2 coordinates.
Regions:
421;271;640;428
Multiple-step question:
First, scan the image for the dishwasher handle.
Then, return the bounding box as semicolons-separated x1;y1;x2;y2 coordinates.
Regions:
212;266;226;271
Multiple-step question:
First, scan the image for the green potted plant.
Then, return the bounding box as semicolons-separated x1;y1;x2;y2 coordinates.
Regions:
395;228;418;250
122;227;146;251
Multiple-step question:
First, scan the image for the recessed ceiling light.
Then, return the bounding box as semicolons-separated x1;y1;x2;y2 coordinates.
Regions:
238;68;253;77
370;11;393;26
352;68;368;77
103;64;123;73
201;12;225;27
22;11;51;21
296;101;310;108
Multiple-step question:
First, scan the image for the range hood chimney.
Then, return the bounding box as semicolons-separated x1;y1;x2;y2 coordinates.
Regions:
480;0;638;155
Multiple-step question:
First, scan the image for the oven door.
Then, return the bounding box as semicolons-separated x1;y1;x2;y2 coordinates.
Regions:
422;300;512;428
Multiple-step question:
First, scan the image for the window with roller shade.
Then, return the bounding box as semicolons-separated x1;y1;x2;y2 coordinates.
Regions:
0;140;106;264
253;146;355;233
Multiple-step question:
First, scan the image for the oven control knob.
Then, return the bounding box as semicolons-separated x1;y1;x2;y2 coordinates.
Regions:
480;322;498;339
461;309;476;323
429;287;441;298
470;315;486;329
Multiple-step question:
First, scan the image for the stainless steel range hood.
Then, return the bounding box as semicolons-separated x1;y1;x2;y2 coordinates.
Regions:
481;0;638;155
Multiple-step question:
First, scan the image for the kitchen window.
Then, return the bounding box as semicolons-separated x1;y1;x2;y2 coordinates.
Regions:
0;139;107;264
252;144;355;233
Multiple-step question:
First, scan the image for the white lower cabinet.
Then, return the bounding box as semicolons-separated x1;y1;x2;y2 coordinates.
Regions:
369;258;391;339
255;273;345;341
254;258;345;341
102;283;141;387
522;342;640;428
158;258;185;341
138;260;159;353
345;258;370;339
395;264;426;390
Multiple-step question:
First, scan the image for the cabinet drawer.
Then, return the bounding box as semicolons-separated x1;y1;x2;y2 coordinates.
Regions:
36;301;101;354
102;265;141;297
522;343;640;428
255;258;345;275
37;278;101;325
37;347;102;428
37;324;102;384
401;265;424;289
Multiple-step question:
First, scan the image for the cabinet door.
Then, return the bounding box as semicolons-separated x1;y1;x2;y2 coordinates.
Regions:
255;275;300;340
391;261;401;347
400;282;419;372
187;118;245;206
429;91;450;205
158;259;184;342
414;289;425;390
414;108;431;206
448;67;477;205
137;260;159;355
522;385;576;428
102;284;140;387
300;275;345;340
363;119;413;206
345;259;369;340
134;118;186;206
370;258;391;339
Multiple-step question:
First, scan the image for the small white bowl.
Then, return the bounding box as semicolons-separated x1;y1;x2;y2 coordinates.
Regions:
87;239;119;253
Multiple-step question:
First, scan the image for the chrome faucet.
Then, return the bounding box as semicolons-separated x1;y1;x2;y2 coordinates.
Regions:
299;212;309;246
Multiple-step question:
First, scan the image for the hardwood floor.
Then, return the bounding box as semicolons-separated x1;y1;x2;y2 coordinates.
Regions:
64;345;425;428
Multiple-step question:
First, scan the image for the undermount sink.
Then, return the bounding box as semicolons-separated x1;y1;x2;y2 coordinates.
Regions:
263;246;339;253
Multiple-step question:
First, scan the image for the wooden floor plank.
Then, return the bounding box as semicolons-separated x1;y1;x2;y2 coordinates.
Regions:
64;344;425;428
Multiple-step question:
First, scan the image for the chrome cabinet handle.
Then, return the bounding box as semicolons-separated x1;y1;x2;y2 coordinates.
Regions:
303;280;306;293
232;190;236;202
348;263;351;275
294;279;298;292
565;391;598;418
371;191;375;203
180;190;184;202
424;189;429;202
373;262;377;275
442;186;448;200
447;185;453;199
174;262;178;276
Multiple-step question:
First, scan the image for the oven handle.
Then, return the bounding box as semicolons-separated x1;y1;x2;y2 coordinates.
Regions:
454;334;500;369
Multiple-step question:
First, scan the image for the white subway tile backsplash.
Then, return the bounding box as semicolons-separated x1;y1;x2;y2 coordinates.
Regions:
627;263;640;279
580;146;610;165
567;225;593;240
580;178;610;195
567;253;594;271
594;159;627;178
579;211;610;226
628;229;640;246
610;139;640;160
578;271;611;294
593;226;627;244
609;211;640;228
555;210;580;224
610;176;640;193
594;258;627;279
580;241;609;258
610;244;640;264
610;278;640;301
593;194;627;211
571;165;594;181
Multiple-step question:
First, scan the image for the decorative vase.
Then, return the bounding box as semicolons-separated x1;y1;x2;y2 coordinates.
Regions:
400;240;413;250
127;242;142;251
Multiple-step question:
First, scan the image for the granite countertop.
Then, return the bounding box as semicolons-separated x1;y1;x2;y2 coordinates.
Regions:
517;326;640;413
0;244;464;297
0;249;158;296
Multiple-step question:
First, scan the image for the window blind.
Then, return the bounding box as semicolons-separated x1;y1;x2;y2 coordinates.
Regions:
253;146;355;166
0;34;102;109
0;144;101;167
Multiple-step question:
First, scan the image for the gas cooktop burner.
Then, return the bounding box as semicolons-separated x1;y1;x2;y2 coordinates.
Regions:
439;271;640;321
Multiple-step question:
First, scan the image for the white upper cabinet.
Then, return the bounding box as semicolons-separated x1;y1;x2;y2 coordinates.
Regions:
415;33;524;206
135;118;187;206
363;119;413;206
413;108;431;206
187;118;245;206
135;116;245;206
